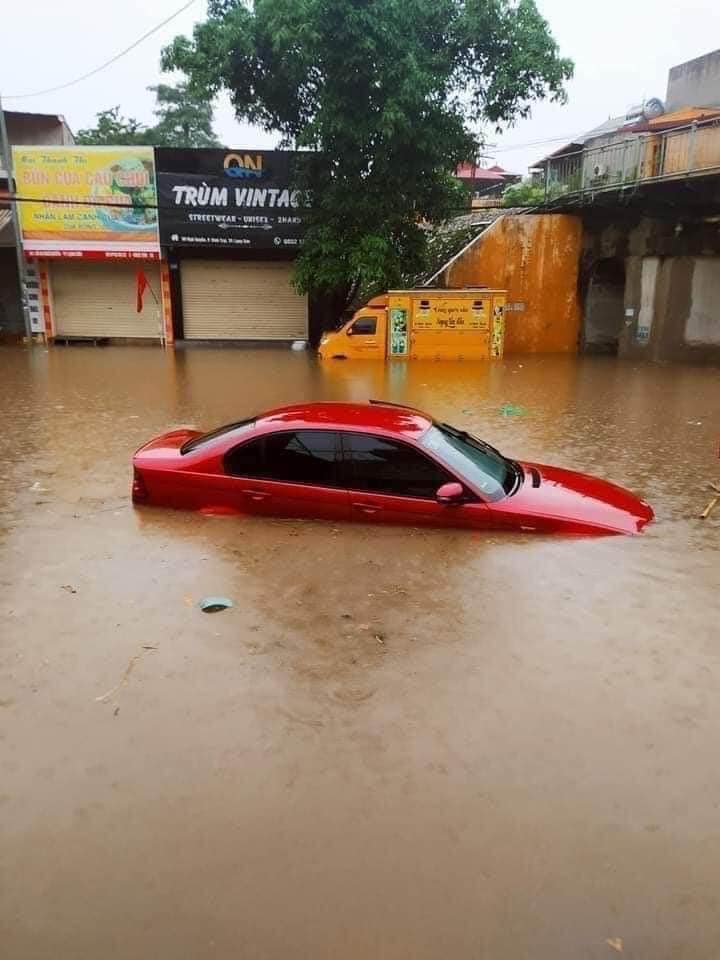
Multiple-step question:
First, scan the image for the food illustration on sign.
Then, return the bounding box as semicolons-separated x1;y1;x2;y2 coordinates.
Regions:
491;301;505;358
94;156;158;232
390;308;408;355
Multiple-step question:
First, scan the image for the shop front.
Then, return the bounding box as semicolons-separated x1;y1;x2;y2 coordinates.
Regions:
49;259;164;340
157;148;307;341
13;145;170;343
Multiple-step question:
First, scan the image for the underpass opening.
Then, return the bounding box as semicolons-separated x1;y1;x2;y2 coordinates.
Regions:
583;257;626;354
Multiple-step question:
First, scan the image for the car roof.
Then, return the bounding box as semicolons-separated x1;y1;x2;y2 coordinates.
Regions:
256;401;432;439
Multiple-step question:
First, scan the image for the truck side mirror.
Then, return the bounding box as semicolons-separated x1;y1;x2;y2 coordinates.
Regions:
436;482;464;505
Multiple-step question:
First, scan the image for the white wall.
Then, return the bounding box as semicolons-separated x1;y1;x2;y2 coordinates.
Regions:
686;257;720;345
635;257;659;346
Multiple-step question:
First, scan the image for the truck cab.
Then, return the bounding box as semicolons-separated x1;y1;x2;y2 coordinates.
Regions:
318;297;388;360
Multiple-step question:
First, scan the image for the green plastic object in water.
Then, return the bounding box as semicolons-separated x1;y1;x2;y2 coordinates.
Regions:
199;597;234;613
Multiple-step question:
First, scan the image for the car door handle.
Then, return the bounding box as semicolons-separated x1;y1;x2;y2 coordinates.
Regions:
352;502;381;514
241;489;271;502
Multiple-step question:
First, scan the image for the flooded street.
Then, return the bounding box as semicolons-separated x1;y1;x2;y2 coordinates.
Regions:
1;343;718;959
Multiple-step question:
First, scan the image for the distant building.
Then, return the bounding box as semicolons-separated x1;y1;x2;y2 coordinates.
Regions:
0;111;74;178
455;162;520;207
1;111;75;338
525;48;720;363
666;48;720;112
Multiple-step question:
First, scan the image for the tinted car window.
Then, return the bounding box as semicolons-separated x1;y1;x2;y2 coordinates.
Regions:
265;431;338;486
181;418;255;454
225;436;264;477
342;433;451;499
226;431;339;487
349;317;377;335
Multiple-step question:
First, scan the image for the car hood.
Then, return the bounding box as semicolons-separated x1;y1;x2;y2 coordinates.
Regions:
511;462;654;535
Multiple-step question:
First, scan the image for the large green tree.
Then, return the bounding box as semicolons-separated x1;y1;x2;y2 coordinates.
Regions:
163;0;572;317
75;106;147;146
75;84;221;148
148;81;222;147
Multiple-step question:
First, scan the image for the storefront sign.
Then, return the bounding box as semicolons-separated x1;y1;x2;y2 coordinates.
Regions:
12;146;160;259
155;148;306;250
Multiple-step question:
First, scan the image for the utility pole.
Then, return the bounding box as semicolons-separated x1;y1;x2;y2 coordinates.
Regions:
0;93;33;340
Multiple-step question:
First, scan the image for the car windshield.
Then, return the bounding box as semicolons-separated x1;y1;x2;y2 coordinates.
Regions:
181;418;256;454
419;422;516;501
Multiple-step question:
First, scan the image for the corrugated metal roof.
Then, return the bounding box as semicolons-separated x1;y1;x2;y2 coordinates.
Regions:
4;110;66;121
644;106;720;129
456;162;518;181
535;115;640;165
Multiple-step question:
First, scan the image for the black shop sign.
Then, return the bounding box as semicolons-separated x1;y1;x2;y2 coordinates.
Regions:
156;148;306;251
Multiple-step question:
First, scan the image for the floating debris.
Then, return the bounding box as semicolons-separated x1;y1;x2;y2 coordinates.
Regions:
499;403;526;417
199;596;234;613
699;497;718;520
95;655;141;704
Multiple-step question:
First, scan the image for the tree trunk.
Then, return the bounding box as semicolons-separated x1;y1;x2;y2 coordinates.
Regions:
308;282;353;345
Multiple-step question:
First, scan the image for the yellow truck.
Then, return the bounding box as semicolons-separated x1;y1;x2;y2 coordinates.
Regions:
318;287;506;361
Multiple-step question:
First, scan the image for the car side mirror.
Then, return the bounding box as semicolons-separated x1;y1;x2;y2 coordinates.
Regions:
436;481;464;505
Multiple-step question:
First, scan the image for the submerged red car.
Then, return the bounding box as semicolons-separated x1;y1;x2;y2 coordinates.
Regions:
132;401;654;535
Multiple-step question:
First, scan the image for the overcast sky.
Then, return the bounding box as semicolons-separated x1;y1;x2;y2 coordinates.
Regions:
2;0;718;174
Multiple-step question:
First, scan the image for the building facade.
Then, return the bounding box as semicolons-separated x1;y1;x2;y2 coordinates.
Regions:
13;144;169;343
1;111;75;338
11;145;308;346
666;48;720;112
156;148;307;342
529;48;720;362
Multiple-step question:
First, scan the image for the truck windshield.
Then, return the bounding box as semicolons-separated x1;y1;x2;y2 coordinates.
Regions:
419;422;517;501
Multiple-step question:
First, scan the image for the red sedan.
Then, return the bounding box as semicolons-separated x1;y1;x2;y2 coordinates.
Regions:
132;401;654;535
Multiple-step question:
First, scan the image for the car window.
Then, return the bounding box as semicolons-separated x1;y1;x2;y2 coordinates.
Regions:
181;417;255;454
341;432;452;499
225;430;340;487
349;316;377;336
420;424;512;502
224;436;264;477
265;431;339;486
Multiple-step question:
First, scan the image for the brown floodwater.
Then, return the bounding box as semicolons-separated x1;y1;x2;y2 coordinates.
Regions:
1;343;718;959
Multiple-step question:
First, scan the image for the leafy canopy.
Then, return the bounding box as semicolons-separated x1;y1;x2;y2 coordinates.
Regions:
163;0;572;301
75;84;221;148
75;106;147;146
148;82;222;147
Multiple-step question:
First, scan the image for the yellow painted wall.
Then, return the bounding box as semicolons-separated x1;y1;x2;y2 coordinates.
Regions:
443;214;582;354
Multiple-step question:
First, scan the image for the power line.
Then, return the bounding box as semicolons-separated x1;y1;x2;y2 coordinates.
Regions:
491;132;584;154
3;0;200;100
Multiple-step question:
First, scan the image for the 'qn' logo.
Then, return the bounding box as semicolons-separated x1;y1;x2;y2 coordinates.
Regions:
223;153;264;179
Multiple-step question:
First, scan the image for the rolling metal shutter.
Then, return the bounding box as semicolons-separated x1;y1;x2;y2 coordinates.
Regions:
181;260;308;340
52;261;162;339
